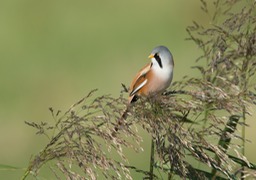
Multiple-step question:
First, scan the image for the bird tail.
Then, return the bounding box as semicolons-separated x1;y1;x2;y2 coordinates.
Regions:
113;95;137;134
114;107;130;132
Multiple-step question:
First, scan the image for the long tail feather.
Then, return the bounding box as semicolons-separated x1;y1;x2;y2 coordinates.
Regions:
112;95;138;134
114;107;129;132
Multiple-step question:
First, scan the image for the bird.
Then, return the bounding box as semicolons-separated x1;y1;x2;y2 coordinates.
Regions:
114;45;174;132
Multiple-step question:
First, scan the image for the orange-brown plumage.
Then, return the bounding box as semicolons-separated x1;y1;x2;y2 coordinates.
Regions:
114;46;174;132
128;63;152;103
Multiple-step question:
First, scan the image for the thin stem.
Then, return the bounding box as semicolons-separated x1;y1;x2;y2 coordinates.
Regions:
149;138;155;180
241;105;246;180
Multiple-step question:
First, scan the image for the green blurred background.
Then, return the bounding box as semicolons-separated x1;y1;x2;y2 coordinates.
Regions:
0;0;255;179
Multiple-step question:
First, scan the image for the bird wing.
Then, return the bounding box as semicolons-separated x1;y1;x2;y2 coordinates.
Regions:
129;63;151;97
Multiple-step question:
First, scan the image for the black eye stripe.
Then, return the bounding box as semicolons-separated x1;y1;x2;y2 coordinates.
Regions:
154;54;163;68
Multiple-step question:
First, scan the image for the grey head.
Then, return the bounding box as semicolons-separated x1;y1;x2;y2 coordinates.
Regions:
149;46;174;68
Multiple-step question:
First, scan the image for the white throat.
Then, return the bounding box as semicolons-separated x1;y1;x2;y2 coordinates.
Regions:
152;58;173;75
151;60;173;87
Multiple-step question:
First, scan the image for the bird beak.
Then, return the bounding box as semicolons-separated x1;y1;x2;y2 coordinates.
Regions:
148;54;154;59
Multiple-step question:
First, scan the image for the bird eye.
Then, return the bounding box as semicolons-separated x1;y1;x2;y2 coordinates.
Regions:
154;53;159;59
154;53;163;68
